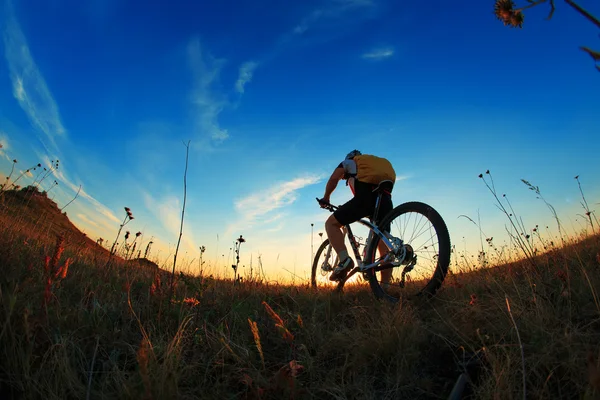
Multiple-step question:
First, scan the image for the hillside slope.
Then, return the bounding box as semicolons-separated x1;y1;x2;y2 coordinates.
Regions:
0;187;157;270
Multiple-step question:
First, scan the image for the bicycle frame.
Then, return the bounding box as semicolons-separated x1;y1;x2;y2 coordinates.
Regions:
343;217;401;273
316;197;405;275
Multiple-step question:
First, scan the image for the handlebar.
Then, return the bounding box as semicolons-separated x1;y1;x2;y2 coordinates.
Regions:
316;197;338;212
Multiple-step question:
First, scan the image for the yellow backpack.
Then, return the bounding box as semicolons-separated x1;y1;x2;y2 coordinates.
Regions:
354;155;396;185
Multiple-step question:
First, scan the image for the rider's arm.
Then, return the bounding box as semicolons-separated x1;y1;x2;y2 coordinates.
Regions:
322;166;345;201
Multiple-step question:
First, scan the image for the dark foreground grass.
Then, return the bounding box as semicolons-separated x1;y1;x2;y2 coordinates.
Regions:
1;204;600;399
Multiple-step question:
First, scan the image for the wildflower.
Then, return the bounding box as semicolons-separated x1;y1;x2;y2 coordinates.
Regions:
136;231;142;237
494;0;523;28
13;159;17;163
478;174;483;178
183;297;200;307
469;294;477;306
494;0;514;21
509;10;524;28
125;231;130;240
271;360;304;392
124;207;131;212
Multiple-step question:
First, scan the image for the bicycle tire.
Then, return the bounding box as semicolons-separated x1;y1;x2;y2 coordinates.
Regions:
363;201;451;302
310;239;344;291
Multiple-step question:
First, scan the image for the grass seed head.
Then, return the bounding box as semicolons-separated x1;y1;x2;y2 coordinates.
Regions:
262;301;284;326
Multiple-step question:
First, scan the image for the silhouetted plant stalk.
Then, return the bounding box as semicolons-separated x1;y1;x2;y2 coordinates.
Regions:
144;239;154;259
60;184;81;212
458;212;494;268
521;179;565;245
126;231;142;260
108;207;135;267
574;175;598;235
1;160;43;196
199;245;206;276
45;180;59;195
494;0;600;70
505;294;527;400
33;159;60;192
479;170;536;266
232;235;246;283
0;158;16;193
121;231;131;258
21;160;59;208
171;140;191;297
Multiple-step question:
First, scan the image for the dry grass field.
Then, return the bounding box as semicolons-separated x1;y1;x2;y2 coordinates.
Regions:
1;186;599;399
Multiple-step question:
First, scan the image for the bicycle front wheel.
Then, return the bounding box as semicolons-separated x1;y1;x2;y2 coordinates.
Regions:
310;239;344;290
363;201;451;302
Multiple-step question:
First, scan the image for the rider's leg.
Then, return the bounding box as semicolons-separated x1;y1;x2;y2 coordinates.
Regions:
379;241;392;284
326;198;365;281
325;214;348;260
327;197;364;259
376;193;394;285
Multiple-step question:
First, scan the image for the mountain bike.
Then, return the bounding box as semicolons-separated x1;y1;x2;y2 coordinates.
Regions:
311;181;451;302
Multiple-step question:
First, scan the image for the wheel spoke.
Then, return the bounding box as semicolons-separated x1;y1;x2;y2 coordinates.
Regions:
365;202;451;302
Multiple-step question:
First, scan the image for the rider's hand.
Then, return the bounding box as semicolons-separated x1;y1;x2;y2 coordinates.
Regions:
318;197;330;208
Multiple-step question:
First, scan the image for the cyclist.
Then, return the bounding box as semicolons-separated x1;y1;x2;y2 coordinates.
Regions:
318;150;396;282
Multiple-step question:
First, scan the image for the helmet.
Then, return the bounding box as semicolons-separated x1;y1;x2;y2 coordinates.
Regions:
345;149;362;160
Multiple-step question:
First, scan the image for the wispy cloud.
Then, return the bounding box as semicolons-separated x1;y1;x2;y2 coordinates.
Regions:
291;0;375;37
226;174;323;237
76;213;100;229
362;47;394;60
2;1;66;155
0;133;10;161
142;192;197;253
187;38;229;145
37;154;121;227
230;0;377;100
235;61;259;94
1;3;121;237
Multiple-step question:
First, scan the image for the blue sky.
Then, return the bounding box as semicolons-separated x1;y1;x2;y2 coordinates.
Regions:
1;0;599;281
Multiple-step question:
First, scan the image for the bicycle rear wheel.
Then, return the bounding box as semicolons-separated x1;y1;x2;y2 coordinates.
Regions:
363;201;451;302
